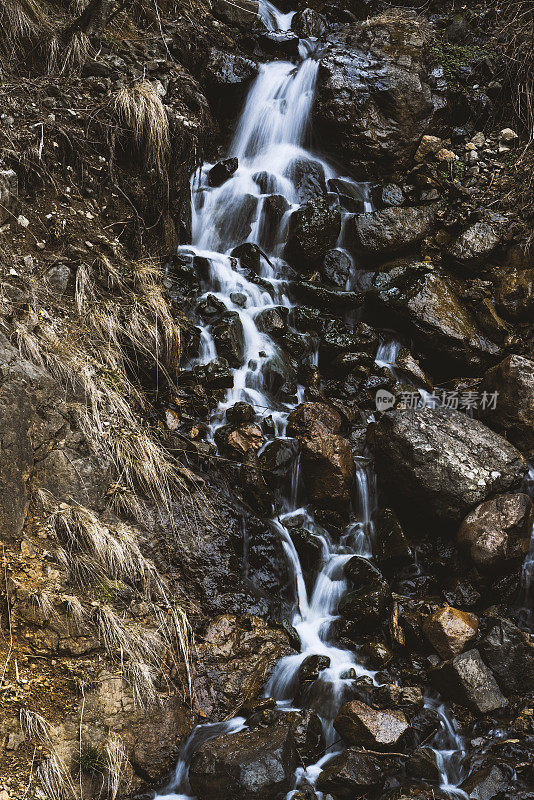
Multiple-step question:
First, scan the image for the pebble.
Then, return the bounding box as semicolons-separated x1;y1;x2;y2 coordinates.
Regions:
17;215;29;227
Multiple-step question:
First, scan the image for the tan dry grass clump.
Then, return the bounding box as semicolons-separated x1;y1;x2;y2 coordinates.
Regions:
114;80;170;174
496;0;534;140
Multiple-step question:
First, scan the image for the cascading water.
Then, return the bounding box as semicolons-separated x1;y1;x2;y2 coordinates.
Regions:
156;4;469;797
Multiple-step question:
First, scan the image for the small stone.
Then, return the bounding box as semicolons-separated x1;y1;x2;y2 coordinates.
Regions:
432;648;507;714
435;148;456;162
471;132;485;148
499;128;518;144
414;135;443;162
17;215;29;227
423;606;478;659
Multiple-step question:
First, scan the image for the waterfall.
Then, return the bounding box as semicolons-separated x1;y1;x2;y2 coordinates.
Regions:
156;3;469;797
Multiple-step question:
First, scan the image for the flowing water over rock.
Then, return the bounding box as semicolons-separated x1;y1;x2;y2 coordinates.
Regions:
156;4;469;797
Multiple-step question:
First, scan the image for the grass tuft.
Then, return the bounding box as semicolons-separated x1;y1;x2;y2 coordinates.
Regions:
113;80;170;175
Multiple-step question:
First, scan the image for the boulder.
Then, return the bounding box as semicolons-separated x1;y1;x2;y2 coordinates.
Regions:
496;269;534;321
423;606;478;659
373;409;527;524
193;358;234;389
407;747;442;782
349;205;438;263
447;222;501;270
284;156;327;203
414;135;444;162
291;8;326;38
254;306;288;336
189;722;297;800
299;429;355;512
194;616;295;719
212;312;245;368
481;355;534;460
321;248;353;288
260;195;290;251
334;700;409;749
461;763;511;800
260;31;300;59
339;557;391;630
215;423;265;459
231;242;262;274
368;262;500;373
457;493;533;573
478;618;534;695
284;197;341;269
316;748;406;798
314;14;437;175
213;0;259;28
287;402;342;438
203;49;258;92
208;158;238;187
226;402;255;425
431;649;507;714
259;438;299;489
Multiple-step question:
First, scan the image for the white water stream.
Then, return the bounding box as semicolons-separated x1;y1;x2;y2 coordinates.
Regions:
156;4;466;797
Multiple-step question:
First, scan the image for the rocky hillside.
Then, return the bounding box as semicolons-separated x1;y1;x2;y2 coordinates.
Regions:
0;1;533;799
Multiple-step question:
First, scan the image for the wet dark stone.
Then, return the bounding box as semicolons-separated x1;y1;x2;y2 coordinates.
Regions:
431;649;507;714
285;156;327;203
208;158;238;187
291;7;326;37
407;747;442;781
212;311;245;368
298;654;331;683
259;438;298;489
231;242;262;274
252;171;278;194
254;306;288;335
261;194;290;251
317;748;406;797
321;248;353;288
189;722;298;800
339;558;391;630
375;508;412;572
284;197;341;269
225;402;255;425
260;30;300;59
196;293;227;319
461;763;511;800
194;358;234;389
331;352;373;378
290;282;363;312
381;183;404;207
261;352;298;399
328;178;367;212
288;527;324;575
478;619;534;695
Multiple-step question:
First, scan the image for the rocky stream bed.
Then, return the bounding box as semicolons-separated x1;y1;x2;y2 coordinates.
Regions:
0;0;533;799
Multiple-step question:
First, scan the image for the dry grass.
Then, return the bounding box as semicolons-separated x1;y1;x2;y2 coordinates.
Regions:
113;80;170;175
104;734;129;800
496;0;534;140
20;708;53;746
0;0;49;58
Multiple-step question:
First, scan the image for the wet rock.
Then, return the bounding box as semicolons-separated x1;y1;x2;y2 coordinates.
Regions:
317;748;406;798
373;409;527;524
284;197;341;269
314;15;437;174
254;306;288;335
288;527;323;578
447;222;501;271
281;708;325;763
328;177;368;212
217;193;258;245
204;49;258;93
215;423;265;459
338;569;391;631
381;183;404;207
298;654;331;682
395;348;433;390
376;508;412;571
299;428;355;512
285;156;327;203
193;358;234;389
290;282;363;313
321;248;352;288
287;402;342;437
261;194;290;250
496;269;534;321
334;700;409;749
368;262;499;373
407;747;442;781
259;438;298;490
431;649;507;714
349;205;438;263
189;721;297;800
212;311;245;368
461;763;510;800
231;242;262;274
401;707;441;750
208;158;238;187
457;493;533;573
481;355;534;461
423;606;478;659
443;579;481;610
226;402;255;425
291;8;326;38
194;616;295;720
260;30;300;59
478;619;534;695
214;0;259;28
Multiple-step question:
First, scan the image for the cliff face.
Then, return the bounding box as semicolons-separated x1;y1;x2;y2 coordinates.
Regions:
0;1;533;799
